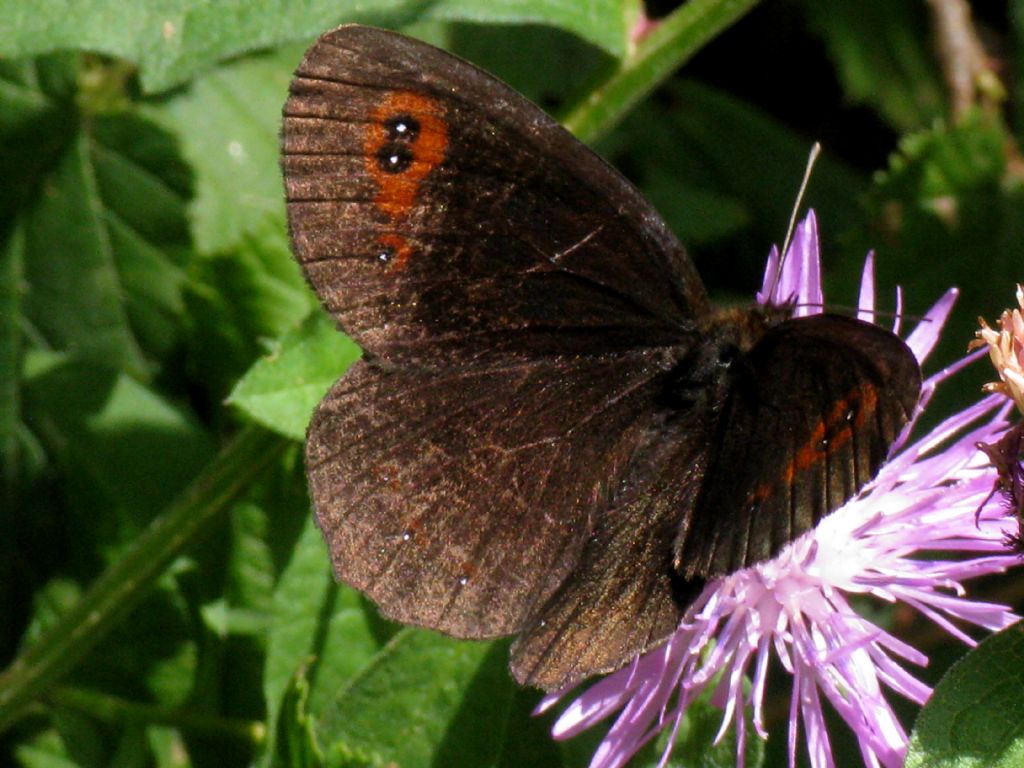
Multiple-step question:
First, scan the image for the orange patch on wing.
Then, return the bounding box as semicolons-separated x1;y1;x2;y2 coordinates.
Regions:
749;381;880;506
364;91;449;221
377;233;414;273
786;382;879;482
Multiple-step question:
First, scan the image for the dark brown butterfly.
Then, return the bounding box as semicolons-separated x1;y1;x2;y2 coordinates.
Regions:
281;25;921;691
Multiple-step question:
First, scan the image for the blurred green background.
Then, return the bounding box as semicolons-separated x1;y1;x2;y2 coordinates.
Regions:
2;1;1023;766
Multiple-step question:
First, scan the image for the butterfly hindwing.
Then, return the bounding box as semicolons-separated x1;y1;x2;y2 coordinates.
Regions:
307;351;680;640
283;25;708;366
510;420;711;690
676;314;921;579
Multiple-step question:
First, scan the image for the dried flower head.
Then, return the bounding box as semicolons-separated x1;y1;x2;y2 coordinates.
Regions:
972;284;1024;414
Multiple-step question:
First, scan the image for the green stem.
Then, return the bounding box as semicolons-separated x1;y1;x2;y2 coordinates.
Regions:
562;0;762;144
0;424;287;734
48;686;266;745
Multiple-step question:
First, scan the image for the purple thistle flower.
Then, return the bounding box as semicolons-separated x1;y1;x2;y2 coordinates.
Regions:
539;211;1022;768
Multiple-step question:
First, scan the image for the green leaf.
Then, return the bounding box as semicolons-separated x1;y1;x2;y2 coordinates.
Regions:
0;58;195;376
229;312;361;441
0;55;79;218
265;524;556;768
42;685;265;762
447;23;612;114
22;350;216;552
906;622;1024;768
0;0;633;94
14;728;80;768
803;0;946;131
317;630;513;768
0;218;24;493
423;0;633;58
201;599;270;639
20;579;83;647
0;59;193;590
150;46;300;255
22;569;197;717
225;502;277;618
0;426;286;735
182;219;313;405
88;115;192;357
494;687;562;768
605;78;865;263
8;90;192;377
79;584;197;709
189;502;278;639
21;131;142;370
51;695;122;767
274;667;325;768
263;516;385;761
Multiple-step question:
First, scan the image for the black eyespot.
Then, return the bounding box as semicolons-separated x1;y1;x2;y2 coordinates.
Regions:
376;143;414;174
385;114;420;142
377;245;394;263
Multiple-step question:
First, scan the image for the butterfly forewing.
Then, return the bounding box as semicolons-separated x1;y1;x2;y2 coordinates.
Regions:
283;25;708;365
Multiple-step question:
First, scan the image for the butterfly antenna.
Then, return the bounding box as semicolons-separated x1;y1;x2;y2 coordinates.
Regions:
768;143;822;299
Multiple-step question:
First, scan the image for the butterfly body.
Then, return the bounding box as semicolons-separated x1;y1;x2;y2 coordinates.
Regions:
282;25;921;690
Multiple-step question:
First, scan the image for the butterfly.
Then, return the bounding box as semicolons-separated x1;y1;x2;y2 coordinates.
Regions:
280;24;922;691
